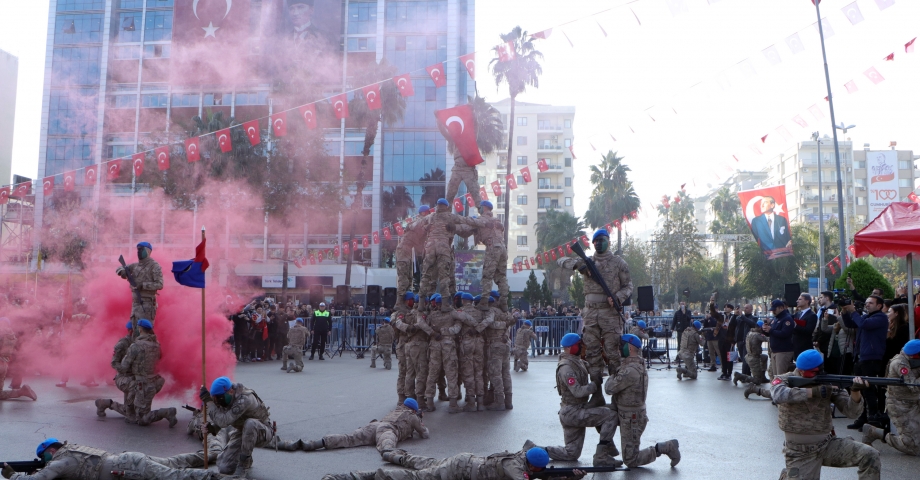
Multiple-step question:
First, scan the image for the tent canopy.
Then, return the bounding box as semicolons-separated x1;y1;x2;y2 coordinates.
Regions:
853;202;920;258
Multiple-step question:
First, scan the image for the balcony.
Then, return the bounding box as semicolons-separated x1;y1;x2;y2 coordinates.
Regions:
537;125;564;132
537;184;564;192
537;144;565;152
546;164;563;171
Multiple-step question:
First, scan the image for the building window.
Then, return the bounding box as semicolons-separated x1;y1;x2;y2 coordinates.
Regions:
514;256;526;264
854;161;866;169
565;197;572;206
498;213;505;225
141;93;167;108
347;2;378;35
564;138;571;147
52;46;102;85
564;177;572;187
517;195;527;205
517;117;527;126
899;179;911;188
517;215;528;225
58;0;106;10
144;11;173;41
45;137;96;177
143;44;170;58
517;236;528;246
516;156;527;165
110;94;137;109
113;45;140;60
235;92;268;106
347;37;377;52
146;1;175;7
565;157;572;167
425;87;437;101
56;14;104;44
117;13;143;42
203;93;224;106
856;197;866;206
564;119;572;129
478;176;485;185
171;93;199;107
899;161;910;170
517;175;525;185
395;36;406;51
501;114;508;128
517;136;527;146
426;35;437;50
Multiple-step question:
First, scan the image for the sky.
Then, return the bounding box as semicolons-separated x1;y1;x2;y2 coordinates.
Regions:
2;0;919;239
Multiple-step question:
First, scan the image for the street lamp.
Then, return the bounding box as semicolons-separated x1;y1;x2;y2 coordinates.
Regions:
812;132;826;291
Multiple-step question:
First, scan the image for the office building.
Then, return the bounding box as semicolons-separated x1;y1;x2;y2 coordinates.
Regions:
0;49;16;186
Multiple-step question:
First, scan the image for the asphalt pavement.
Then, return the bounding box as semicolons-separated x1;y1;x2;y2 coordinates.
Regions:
1;352;916;479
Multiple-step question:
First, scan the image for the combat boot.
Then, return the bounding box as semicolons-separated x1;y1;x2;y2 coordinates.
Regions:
487;394;506;411
95;399;112;417
463;396;477;412
424;397;436;412
861;425;886;445
234;455;253;478
592;443;623;467
268;436;304;451
19;385;37;401
165;407;177;428
483;387;495;406
381;448;408;466
438;386;449;401
301;439;324;451
656;439;681;467
370;357;376;368
732;372;743;386
476;396;485;411
676;368;684;380
280;361;288;370
743;383;755;399
448;398;461;414
505;393;513;410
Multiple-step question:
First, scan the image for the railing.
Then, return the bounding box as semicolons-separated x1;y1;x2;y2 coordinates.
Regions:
537;184;563;191
538;145;564;150
537;125;564;131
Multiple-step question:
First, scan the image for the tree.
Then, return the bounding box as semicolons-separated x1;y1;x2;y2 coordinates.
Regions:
620;235;652;290
651;190;705;306
584;151;641;253
381;186;416;227
737;223;818;300
710;186;746;284
419;168;446;208
490;26;543;246
568;274;585;308
523;270;542;307
534;209;585;300
833;259;895;299
541;276;553;307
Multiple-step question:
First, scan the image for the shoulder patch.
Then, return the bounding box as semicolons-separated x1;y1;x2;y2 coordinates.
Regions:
567;377;576;386
785;321;791;326
772;377;782;386
901;367;910;376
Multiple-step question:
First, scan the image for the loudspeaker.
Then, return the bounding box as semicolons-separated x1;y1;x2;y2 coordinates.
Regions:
784;283;801;307
637;285;655;312
309;285;324;308
383;287;397;309
335;285;350;310
366;285;382;308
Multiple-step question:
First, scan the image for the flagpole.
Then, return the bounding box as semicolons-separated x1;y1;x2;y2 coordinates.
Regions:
200;225;208;467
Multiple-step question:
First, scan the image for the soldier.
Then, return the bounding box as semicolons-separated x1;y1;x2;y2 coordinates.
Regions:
771;350;879;479
483;292;516;411
3;438;222;480
96;320;175;427
457;292;492;411
460;201;509;311
0;318;36;401
676;321;704;380
544;333;620;467
738;321;773;400
604;334;681;468
94;321;136;421
394;294;432;409
281;318;309;373
445;153;482;213
396;206;431;312
116;241;164;331
861;339;920;455
420;294;463;413
557;229;633;407
418;199;470;311
629;320;649;341
297;398;429;455
371;318;395;370
513;320;537;372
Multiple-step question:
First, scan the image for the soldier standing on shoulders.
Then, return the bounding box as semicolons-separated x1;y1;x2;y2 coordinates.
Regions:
460;201;509;311
557;229;633;407
116;241;163;331
371;318;395;370
94;321;136;421
676;321;704;380
418;199;470;310
771;350;879;480
861;338;920;455
281;318;309;373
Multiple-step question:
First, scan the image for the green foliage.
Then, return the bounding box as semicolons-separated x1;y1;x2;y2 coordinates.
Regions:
535;209;585;300
489;26;544;99
568;274;585;308
737;223;817;299
584;151;641;252
541;275;553;306
620;236;651;290
833;259;895;299
652;190;704;305
523;270;542;307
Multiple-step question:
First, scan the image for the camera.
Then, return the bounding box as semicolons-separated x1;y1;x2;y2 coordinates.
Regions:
832;289;864;311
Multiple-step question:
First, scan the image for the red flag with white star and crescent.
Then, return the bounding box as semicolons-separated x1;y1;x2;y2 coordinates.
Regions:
243;120;260;146
171;0;251;86
132;153;144;176
155;146;170;170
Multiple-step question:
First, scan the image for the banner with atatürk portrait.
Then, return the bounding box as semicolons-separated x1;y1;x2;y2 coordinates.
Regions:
738;185;794;260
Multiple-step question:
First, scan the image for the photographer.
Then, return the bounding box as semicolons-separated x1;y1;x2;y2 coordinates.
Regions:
841;295;888;430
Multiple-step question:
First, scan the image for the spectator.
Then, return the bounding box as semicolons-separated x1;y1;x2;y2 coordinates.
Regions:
671;302;693;353
811;292;835;359
310;302;333;360
718;303;736;380
763;299;795;377
231;313;250;362
879;303;910;414
702;299;722;373
734;304;758;376
841;295;888;430
791;293;817;357
275;306;291;360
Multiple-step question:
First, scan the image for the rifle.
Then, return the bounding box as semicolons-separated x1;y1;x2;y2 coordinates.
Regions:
4;459;45;473
569;241;623;317
118;255;143;309
786;374;920;389
531;465;627;478
182;404;201;414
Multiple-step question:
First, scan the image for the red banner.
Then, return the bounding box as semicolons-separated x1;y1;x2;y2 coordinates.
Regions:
738;185;794;260
171;0;252;85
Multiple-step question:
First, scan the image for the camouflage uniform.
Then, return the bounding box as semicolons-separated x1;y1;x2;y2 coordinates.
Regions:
396;222;427;307
117;256;164;330
394;309;431;405
628;325;649;342
0;327;35;401
371;323;395;370
459;213;508;307
445;155;481;210
771;371;880;480
9;443;221;480
419;210;468;307
513;325;537;372
206;382;275;475
676;328;704;380
96;333;137;420
282;323;309;372
120;332;170;426
392;313;409;401
319;404;429;453
483;306;515;410
546;351;618;464
735;329;769;385
605;356;661;468
457;305;492;410
151;426;228;469
879;352;920;455
559;251;633;389
420;309;463;407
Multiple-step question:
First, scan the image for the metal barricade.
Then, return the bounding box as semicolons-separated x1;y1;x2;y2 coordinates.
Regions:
510;316;583;356
329;315;386;358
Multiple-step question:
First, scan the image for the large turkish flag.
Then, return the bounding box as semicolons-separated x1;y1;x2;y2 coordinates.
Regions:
172;0;251;85
435;105;483;167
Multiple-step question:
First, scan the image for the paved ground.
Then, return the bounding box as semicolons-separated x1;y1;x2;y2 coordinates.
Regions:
2;351;916;479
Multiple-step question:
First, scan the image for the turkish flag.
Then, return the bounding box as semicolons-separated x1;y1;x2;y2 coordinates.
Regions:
536;255;543;265
155;146;170;170
0;186;8;204
343;243;350;256
512;263;519;274
551;250;557;261
520;166;532;183
884;53;894;61
453;197;464;213
479;186;489;201
523;258;529;269
309;254;316;265
907;37;917;53
605;223;613;232
761;134;769;143
530;257;536;266
372;231;380;244
217;128;233;153
568;145;577;159
393;74;414;97
106;161;121;181
581;235;590;247
435;104;483;167
864;67;885;85
132;153;144;176
557;246;565;257
506;174;518;190
394;223;404;236
532;29;552;39
85;165;98;185
465;193;475;207
491;180;502;198
270;112;287;137
334;245;340;257
383;227;392;241
497;41;515;62
185;137;201;162
426;63;446;87
543;252;550;263
352;239;359;251
792;115;808;128
844;80;858;93
537;158;549;172
243;120;260;145
293;257;302;268
460;53;475;80
362;236;369;248
171;0;251;86
614;220;621;229
299;104;318;129
43;176;54;196
828;262;837;275
12;182;30;198
362;83;382;111
331;93;349;119
908;192;919;204
566;243;572;254
63;171;76;191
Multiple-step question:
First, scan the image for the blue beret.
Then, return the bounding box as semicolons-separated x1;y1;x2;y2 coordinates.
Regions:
692;321;702;329
383;317;391;323
126;321;134;329
36;438;61;457
430;294;442;303
637;320;647;329
903;339;920;356
437;198;449;206
137;241;153;250
490;290;500;299
488;296;495;303
454;292;463;298
756;320;764;328
796;350;824;371
405;292;416;300
560;333;581;347
524;320;532;326
418;205;430;214
622;334;642;349
473;295;482;302
137;319;153;330
480;200;493;210
404;398;419;411
592;229;609;241
210;376;233;395
296;318;304;324
461;292;474;301
526;448;549;468
414;294;420;303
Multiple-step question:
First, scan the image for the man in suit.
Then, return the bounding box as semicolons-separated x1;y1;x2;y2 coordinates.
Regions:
750;196;791;251
791;293;818;357
289;0;321;45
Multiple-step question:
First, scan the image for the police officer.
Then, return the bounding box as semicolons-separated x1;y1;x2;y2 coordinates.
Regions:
676;321;705;380
605;334;681;468
298;398;429;455
771;350;878;479
764;299;795;377
544;333;620;467
557;229;633;407
116;241;163;331
310;302;332;360
861;339;920;455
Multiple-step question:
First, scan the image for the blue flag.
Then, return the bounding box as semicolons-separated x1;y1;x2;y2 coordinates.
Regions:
172;238;209;288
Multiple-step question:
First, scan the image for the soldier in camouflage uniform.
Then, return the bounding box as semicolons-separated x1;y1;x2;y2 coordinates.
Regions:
297;398;429;455
459;201;509;311
281;318;309;373
738;321;773;399
96;320;175;427
676;321;704;381
393;295;432;409
0;318;36;401
396;206;430;312
418;199;470;311
7;438;223;480
445;154;482;213
370;318;395;370
629;320;649;341
457;292;492;412
545;333;620;467
94;322;136;420
605;334;681;469
513;320;537;372
861;339;920;455
484;293;515;411
116;241;163;331
771;350;879;480
557;229;633;407
419;294;464;413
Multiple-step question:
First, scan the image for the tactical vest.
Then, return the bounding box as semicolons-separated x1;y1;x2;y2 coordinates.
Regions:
381;405;416;439
55;444;110;480
129;334;160;378
680;329;698;354
478;451;526;480
775;374;835;435
427;311;457;337
403;310;429;343
886;353;920;402
376;324;395;345
228;386;271;429
612;357;648;409
582;251;626;297
746;331;765;357
556;355;589;406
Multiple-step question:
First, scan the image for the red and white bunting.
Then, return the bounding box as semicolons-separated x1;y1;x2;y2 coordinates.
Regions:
426;63;446;87
217;128;233;153
460;53;475;80
271;112;287;137
243;119;260;145
298;104;317;129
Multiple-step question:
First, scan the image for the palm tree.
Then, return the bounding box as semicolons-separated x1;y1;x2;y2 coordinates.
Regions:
419;167;446;208
490;26;543;245
535;209;585;301
584;151;640;253
381;186;416;227
709;187;745;285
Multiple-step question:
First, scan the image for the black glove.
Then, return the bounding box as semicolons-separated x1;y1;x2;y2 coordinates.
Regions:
810;386;830;399
2;463;15;479
434;333;443;342
205;422;221;436
851;380;868;391
199;386;212;403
